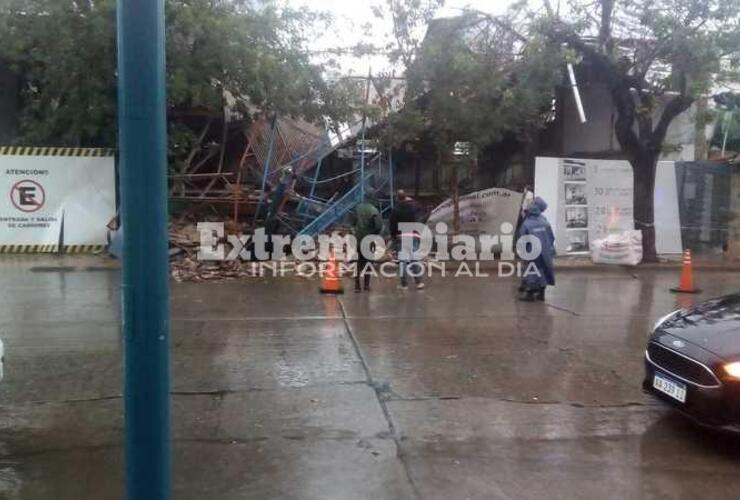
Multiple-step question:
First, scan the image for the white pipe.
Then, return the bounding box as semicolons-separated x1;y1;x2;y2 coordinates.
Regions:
567;63;587;124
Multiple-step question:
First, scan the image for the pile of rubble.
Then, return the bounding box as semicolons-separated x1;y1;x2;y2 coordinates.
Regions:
169;219;261;282
170;257;261;282
168;220;200;254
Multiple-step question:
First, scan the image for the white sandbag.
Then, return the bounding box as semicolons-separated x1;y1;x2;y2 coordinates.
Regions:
590;230;643;266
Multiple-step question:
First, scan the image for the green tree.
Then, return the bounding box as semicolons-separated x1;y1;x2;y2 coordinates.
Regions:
0;0;117;146
539;0;740;260
374;1;561;227
0;0;353;148
398;12;560;153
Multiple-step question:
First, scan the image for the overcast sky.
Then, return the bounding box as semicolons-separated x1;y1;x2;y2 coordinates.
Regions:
286;0;517;75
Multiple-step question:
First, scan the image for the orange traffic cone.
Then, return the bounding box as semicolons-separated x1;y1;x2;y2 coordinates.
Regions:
670;249;701;294
320;249;344;294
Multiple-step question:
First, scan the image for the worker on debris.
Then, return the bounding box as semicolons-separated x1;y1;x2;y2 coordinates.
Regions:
517;196;555;301
350;195;383;292
390;190;425;291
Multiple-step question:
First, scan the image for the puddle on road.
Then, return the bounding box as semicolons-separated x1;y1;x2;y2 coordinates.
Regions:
29;266;77;273
29;266;118;273
274;359;310;388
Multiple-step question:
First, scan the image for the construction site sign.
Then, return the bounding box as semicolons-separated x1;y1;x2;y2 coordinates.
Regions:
426;187;523;237
535;156;682;256
0;147;115;252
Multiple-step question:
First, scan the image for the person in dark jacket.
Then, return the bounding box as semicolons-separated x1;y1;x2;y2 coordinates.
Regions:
518;196;555;301
389;190;424;290
350;196;383;292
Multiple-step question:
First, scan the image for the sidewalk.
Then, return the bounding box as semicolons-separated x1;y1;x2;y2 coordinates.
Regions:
2;252;740;278
553;254;740;270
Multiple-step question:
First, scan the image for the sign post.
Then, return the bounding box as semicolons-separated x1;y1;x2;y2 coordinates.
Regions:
117;0;171;499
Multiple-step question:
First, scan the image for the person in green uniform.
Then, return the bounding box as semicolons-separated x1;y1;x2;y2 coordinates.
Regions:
350;196;383;292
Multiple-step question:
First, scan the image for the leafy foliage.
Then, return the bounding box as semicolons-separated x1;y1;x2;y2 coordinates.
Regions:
554;0;740;98
0;0;353;148
536;0;740;259
0;0;117;146
372;0;445;67
378;3;562;156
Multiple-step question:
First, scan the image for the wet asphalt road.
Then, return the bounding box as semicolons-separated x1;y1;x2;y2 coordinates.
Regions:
1;256;740;499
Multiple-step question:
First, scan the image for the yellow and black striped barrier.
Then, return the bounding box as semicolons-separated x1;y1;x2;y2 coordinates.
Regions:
1;147;114;255
0;244;106;254
0;147;115;157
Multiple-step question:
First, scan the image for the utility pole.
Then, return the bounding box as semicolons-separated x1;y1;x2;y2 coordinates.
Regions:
117;0;171;498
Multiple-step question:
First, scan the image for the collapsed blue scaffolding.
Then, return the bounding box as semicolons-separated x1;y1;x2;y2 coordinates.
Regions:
294;147;395;237
248;70;402;237
253;116;395;238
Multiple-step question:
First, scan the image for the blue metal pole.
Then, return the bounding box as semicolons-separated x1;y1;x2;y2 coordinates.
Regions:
389;148;394;209
359;130;367;200
253;114;278;226
297;151;323;217
117;0;170;499
308;157;324;200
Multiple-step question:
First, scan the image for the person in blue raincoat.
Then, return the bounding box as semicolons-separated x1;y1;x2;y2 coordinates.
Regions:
518;197;555;301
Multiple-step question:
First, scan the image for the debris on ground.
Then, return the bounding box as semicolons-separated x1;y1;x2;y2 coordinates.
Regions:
169;220;202;253
169;219;261;282
170;257;261;282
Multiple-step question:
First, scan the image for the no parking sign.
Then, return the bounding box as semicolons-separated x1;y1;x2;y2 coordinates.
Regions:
0;147;115;252
10;179;46;212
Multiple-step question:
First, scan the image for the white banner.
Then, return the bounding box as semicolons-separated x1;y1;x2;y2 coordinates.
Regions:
535;157;682;256
426;187;522;236
0;151;115;246
558;158;634;254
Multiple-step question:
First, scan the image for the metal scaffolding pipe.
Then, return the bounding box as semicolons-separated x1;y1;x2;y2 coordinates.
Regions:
253;114;278;226
567;63;587;124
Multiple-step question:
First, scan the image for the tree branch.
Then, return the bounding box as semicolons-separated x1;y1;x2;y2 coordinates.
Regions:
612;85;642;158
551;29;618;79
542;0;555;18
636;91;654;140
480;14;528;43
548;27;656;159
599;0;614;55
652;94;694;147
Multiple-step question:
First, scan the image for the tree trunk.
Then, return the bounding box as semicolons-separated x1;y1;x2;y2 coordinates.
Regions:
632;154;659;262
432;149;441;194
553;29;694;265
694;96;708;160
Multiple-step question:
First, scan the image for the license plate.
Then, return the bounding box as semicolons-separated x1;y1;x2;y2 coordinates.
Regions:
653;373;687;403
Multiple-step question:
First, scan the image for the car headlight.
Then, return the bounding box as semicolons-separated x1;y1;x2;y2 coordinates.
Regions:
653;309;680;331
723;362;740;379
